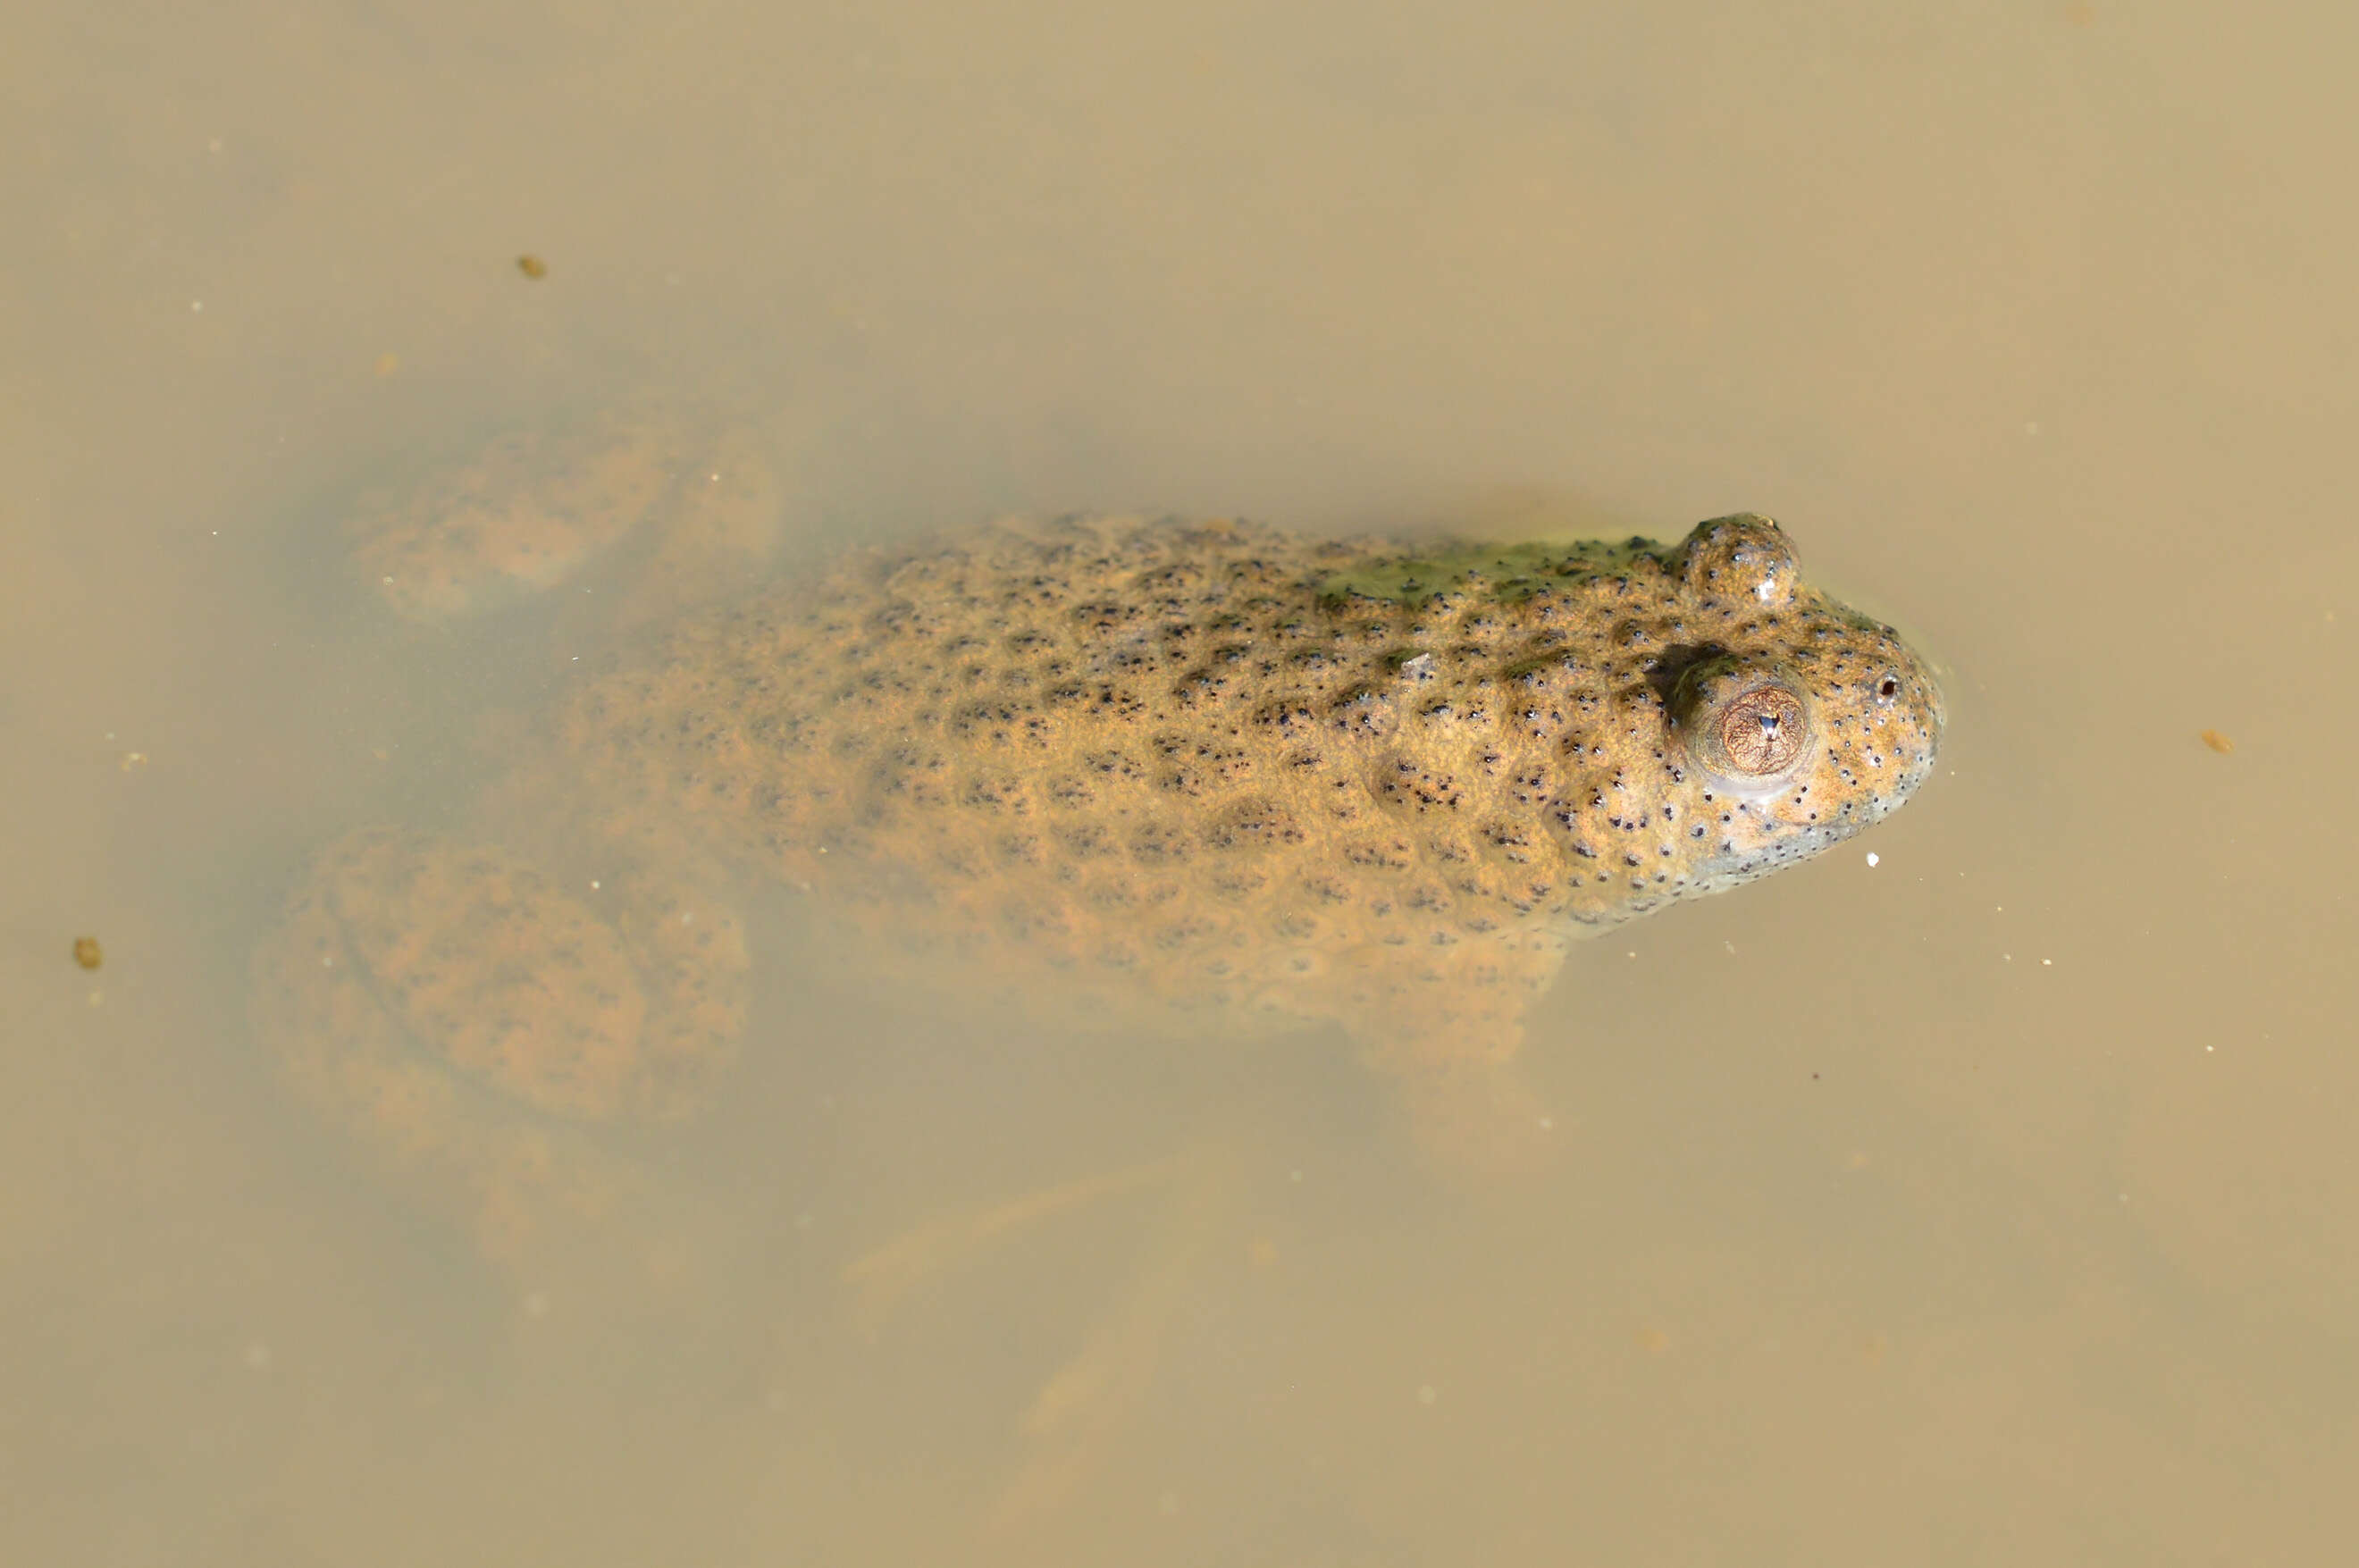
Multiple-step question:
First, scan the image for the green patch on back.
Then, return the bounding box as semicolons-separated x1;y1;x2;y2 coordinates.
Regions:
1315;537;1661;608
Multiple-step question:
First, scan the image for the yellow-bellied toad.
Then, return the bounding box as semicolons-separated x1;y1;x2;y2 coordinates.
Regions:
255;437;1944;1262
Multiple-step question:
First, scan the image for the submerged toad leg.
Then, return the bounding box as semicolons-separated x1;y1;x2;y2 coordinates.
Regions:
841;1154;1196;1323
1381;1047;1566;1180
984;1149;1244;1531
248;826;749;1272
610;420;793;629
1335;929;1572;1178
349;408;793;631
841;1145;1245;1531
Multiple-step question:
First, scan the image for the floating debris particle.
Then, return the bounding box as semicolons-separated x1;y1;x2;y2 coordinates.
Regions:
2200;729;2234;754
72;936;102;970
516;254;548;280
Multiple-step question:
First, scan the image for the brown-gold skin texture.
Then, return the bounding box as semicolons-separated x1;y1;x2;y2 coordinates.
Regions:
256;501;1943;1253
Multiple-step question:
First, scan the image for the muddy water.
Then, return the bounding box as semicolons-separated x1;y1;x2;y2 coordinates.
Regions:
7;2;2356;1563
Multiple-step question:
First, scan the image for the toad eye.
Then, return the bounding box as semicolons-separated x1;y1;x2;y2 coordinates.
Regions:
1714;684;1809;774
1677;514;1798;608
1671;654;1817;798
1870;668;1902;706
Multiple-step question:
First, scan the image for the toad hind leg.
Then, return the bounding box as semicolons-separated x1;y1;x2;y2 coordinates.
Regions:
248;826;749;1273
840;1145;1243;1531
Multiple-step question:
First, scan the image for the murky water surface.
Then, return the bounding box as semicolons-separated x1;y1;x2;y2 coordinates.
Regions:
7;3;2356;1562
